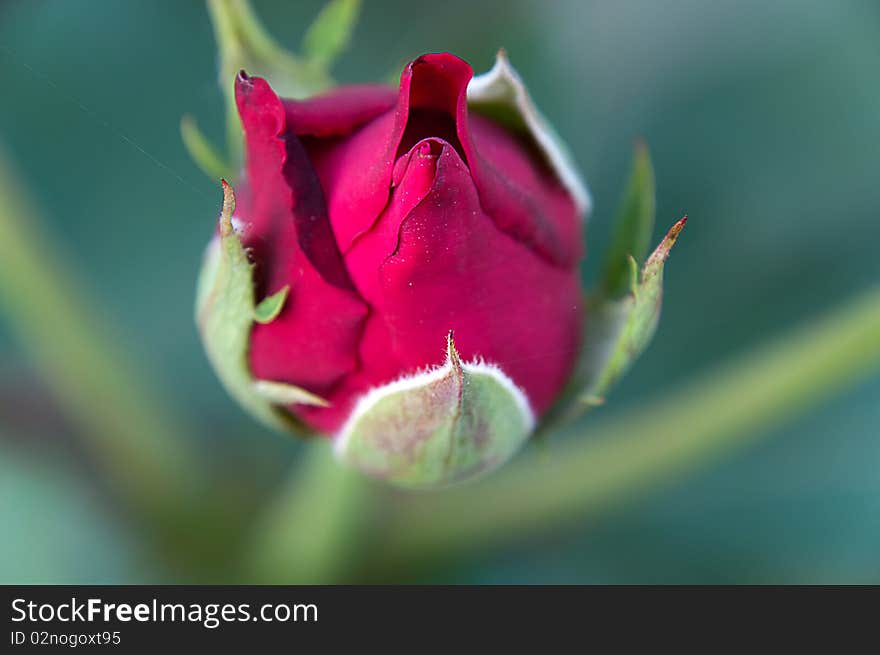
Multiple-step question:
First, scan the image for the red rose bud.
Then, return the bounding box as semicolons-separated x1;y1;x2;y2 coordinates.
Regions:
197;52;591;487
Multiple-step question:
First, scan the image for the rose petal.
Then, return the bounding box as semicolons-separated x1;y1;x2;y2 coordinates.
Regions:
283;84;396;137
347;140;582;415
235;73;368;409
312;53;582;267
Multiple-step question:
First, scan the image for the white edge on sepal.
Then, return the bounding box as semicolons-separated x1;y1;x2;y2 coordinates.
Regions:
467;49;592;218
333;341;536;459
460;359;536;433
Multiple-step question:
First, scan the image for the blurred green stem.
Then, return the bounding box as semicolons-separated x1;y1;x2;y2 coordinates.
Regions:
245;441;372;583
206;0;333;165
0;153;205;528
376;286;880;570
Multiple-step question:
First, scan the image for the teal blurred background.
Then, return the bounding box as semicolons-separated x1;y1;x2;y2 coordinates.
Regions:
0;0;878;583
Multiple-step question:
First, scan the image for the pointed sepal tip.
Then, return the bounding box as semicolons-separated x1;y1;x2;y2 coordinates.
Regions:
335;332;535;488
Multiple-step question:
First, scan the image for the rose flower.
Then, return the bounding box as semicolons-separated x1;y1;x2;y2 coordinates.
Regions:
198;52;591;486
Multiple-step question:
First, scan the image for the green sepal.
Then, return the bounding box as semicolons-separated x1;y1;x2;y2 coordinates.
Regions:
195;180;318;434
253;380;329;407
538;142;685;431
546;217;687;430
601;142;656;298
584;216;686;397
335;333;536;489
254;285;289;324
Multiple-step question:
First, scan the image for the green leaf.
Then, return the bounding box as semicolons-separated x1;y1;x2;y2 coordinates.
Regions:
301;0;361;68
195;180;311;434
336;333;535;489
253;285;289;324
180;114;233;181
601;142;656;298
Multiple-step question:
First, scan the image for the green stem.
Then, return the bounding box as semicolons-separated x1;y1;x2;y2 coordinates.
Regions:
245;440;371;583
0;152;204;528
206;0;334;165
377;286;880;569
207;0;252;162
